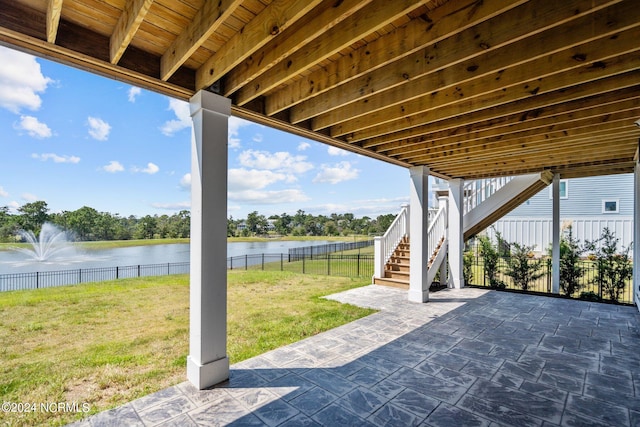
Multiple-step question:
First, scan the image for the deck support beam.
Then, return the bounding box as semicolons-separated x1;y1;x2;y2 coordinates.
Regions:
551;173;561;294
187;90;230;389
448;179;464;289
408;166;429;303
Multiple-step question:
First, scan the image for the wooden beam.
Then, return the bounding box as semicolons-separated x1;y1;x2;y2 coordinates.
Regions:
160;0;243;81
195;0;323;92
110;0;155;64
231;0;430;106
266;0;521;116
46;0;63;44
332;39;640;138
343;67;640;144
223;0;371;97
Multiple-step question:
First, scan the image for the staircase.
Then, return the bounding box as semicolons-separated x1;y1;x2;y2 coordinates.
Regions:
373;171;553;290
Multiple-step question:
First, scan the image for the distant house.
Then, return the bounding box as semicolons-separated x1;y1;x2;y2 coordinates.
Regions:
486;174;634;253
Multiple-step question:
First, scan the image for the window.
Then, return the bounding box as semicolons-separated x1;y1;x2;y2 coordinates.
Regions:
549;179;568;199
602;199;619;214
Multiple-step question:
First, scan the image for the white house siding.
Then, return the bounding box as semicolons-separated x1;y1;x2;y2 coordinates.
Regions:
483;174;634;254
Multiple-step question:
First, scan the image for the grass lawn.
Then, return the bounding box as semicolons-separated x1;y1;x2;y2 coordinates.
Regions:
0;271;375;426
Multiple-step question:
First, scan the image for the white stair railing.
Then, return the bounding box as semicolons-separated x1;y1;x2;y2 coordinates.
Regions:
427;203;447;264
463;177;514;215
374;204;409;278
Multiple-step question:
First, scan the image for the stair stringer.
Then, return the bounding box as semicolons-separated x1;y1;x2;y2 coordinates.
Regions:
426;236;447;286
463;171;553;239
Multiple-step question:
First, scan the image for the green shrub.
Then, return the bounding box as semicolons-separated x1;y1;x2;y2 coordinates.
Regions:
585;228;633;303
504;243;543;291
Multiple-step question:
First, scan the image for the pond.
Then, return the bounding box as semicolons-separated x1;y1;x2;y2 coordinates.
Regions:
0;240;333;275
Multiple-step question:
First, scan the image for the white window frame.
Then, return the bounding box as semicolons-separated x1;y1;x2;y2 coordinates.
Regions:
549;179;568;199
602;199;619;214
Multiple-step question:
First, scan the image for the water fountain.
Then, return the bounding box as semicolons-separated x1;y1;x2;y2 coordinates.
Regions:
13;222;75;262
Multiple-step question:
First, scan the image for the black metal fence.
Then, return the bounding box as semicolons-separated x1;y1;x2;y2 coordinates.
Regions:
288;239;373;258
227;252;373;277
0;262;190;292
468;255;634;304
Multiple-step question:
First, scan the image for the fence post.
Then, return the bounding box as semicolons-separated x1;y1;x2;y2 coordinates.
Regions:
168;263;170;275
138;265;141;277
280;253;283;271
116;266;119;279
357;253;360;276
245;254;248;270
230;257;233;270
327;254;331;276
303;255;306;274
261;253;265;271
36;271;39;289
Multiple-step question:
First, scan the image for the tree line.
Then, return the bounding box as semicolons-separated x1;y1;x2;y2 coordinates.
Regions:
0;202;397;242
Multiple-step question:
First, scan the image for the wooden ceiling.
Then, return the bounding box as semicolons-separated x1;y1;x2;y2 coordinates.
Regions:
1;0;639;180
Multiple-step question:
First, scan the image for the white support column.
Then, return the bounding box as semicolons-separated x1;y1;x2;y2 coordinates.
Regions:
438;196;448;286
448;179;464;289
551;173;561;294
187;90;231;389
408;166;429;303
634;150;640;308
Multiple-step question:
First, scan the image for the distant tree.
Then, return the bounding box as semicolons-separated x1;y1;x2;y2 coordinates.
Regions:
66;206;99;240
273;213;292;235
134;215;158;239
586;228;633;303
17;201;49;234
246;211;268;235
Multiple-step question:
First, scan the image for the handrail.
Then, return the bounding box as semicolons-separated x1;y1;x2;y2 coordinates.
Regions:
463;177;514;215
427;204;447;262
374;204;409;278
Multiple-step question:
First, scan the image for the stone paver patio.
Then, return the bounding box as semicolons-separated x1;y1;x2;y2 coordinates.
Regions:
71;285;640;426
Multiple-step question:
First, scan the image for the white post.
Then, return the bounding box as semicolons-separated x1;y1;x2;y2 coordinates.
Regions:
634;148;640;308
187;90;230;389
374;236;383;279
438;196;448;286
448;179;464;289
408;166;429;303
552;173;561;294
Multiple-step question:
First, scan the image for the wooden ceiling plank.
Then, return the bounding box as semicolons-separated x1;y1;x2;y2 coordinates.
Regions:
231;0;431;106
110;0;155;64
344;66;640;144
332;35;640;138
160;0;243;81
195;0;323;93
365;85;640;150
389;101;640;159
46;0;63;43
223;0;371;97
407;124;639;164
300;0;622;127
266;0;522;117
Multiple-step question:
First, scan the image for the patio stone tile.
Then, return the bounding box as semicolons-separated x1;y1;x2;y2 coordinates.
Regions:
347;365;389;387
187;395;258;426
251;399;299;427
414;359;443;376
519;380;568;404
368;402;423;426
86;403;143;427
454;337;495;355
338;386;388;419
330;359;368;378
425;402;491;427
177;381;231;407
456;395;543;427
300;368;358;396
277;413;321;427
235;389;279;410
131;385;183;412
427;351;470;370
586;371;634;394
537;371;584;394
542;361;587;382
388;388;439;418
367;378;406;399
468;379;563;424
499;359;543;381
449;346;505;368
435;367;478;387
491;371;524;389
154;413;197;427
388;366;467;405
261;373;315;401
560;410;617;427
488;345;525;361
288;387;338;416
138;395;196;425
359;353;403;374
565;394;630;426
461;360;500;379
312;402;375;427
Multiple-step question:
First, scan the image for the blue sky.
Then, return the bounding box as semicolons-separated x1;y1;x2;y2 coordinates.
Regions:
0;45;411;219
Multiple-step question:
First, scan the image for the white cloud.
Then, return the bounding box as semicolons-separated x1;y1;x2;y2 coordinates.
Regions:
15;115;52;138
313;161;360;184
179;173;191;190
0;46;53;113
228;189;309;204
102;160;124;173
22;193;38;202
297;142;311;151
0;186;8;197
327;146;350;156
238;149;313;175
128;87;141;103
32;153;80;163
8;201;20;211
253;134;263;143
228;116;254;148
151;201;190;210
87;116;111;141
160;98;191;136
228;168;288;191
133;162;160;175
